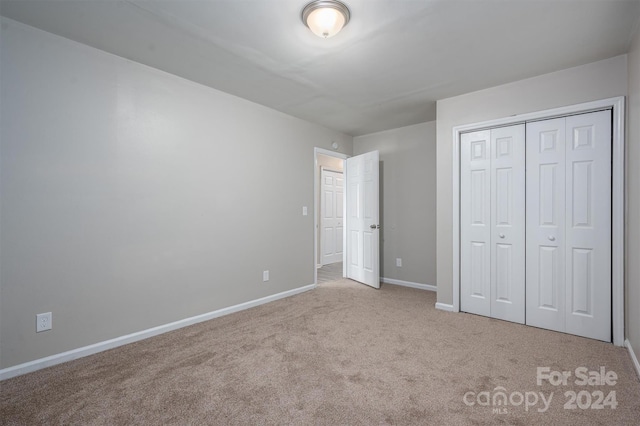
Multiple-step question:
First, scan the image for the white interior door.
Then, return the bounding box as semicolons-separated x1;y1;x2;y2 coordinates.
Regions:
526;110;611;341
460;130;492;317
321;169;344;265
346;151;380;288
564;111;611;341
490;125;526;324
526;117;567;333
461;126;525;321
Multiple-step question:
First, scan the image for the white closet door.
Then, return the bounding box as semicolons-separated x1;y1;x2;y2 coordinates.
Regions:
490;125;525;324
526;110;612;341
564;111;611;341
461;130;492;317
526;117;567;333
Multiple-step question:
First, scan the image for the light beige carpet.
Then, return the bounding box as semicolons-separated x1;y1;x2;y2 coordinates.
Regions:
1;279;639;425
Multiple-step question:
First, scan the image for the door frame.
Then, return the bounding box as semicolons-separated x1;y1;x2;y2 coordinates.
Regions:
314;148;348;285
450;96;625;346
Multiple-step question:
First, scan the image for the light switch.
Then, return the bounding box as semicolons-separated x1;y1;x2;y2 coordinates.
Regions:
302;206;308;216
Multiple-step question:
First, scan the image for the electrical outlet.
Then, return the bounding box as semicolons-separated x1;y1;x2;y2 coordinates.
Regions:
36;312;52;332
396;258;402;267
263;270;270;282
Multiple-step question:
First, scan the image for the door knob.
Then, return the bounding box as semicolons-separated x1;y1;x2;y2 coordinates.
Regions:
370;224;380;229
548;235;556;241
499;233;505;239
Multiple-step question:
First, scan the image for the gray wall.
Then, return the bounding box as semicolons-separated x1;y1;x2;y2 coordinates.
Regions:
354;121;436;286
436;55;628;306
0;18;353;369
626;23;640;361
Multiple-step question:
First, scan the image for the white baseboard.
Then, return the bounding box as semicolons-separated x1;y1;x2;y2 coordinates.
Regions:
0;284;316;381
625;339;640;380
381;277;436;292
435;302;455;312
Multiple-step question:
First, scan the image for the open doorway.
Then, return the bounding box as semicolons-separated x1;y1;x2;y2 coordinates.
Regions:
314;148;347;285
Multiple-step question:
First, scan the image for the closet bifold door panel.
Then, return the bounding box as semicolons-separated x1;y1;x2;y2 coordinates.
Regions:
525;117;567;333
490;126;525;323
461;130;492;318
460;125;525;323
526;110;612;341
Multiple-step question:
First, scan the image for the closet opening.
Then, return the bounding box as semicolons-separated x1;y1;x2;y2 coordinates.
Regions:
449;97;625;345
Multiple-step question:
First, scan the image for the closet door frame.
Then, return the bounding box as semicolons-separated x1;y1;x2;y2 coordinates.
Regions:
448;96;625;346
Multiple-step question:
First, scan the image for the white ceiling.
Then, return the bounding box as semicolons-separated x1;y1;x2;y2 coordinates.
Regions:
2;0;639;136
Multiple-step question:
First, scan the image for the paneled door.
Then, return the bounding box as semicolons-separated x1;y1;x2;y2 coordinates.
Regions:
525;117;567;333
490;125;526;323
461;130;492;317
526;110;611;341
346;151;380;288
321;169;344;265
460;125;525;322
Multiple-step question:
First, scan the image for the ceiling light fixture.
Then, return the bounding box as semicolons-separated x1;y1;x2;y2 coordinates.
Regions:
302;0;350;38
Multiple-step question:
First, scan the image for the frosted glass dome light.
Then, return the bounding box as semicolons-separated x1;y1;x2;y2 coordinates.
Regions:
302;0;350;38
